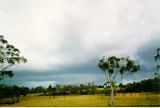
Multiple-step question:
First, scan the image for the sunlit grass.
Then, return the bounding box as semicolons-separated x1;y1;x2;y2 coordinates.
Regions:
1;93;160;107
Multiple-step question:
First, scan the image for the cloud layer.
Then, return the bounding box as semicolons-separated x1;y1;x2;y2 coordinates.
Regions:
0;0;160;87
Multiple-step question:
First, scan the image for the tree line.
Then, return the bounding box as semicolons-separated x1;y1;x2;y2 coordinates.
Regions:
119;77;160;93
1;76;159;104
27;82;97;96
0;82;97;104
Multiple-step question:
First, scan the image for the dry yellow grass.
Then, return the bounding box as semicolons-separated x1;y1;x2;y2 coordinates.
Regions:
1;93;160;107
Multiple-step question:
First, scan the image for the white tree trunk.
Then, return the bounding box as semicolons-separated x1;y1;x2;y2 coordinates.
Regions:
110;83;115;105
121;74;123;84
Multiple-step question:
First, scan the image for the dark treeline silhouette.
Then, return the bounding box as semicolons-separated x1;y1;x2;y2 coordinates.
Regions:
0;82;97;104
0;84;29;104
119;77;160;93
31;82;97;96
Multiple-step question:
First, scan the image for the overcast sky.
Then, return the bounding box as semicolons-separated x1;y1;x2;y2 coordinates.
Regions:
0;0;160;87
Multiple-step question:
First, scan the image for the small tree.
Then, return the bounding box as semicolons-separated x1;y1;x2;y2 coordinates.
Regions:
98;56;139;105
0;35;27;80
47;84;53;97
20;86;29;98
154;47;160;78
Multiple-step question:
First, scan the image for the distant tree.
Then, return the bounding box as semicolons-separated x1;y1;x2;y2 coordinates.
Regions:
55;84;63;95
51;87;57;97
87;83;92;94
47;84;55;97
154;47;160;78
0;84;30;104
80;84;91;95
98;56;139;105
119;83;124;92
12;85;21;102
47;84;52;94
90;82;97;94
0;35;27;80
0;84;10;99
20;86;29;97
63;85;72;95
34;86;45;94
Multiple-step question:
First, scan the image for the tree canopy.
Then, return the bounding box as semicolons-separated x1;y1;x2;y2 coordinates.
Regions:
98;56;140;84
0;35;27;80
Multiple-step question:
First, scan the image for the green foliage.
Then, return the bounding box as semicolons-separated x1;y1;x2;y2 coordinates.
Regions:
0;35;27;80
0;84;30;104
98;56;140;87
20;87;30;97
122;77;160;93
34;86;45;94
29;83;97;96
98;56;140;83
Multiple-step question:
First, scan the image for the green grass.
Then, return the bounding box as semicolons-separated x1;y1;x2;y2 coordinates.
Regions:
1;93;160;107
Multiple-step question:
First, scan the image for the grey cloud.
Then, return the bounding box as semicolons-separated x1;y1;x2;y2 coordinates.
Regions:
0;0;160;87
128;37;160;82
1;58;105;87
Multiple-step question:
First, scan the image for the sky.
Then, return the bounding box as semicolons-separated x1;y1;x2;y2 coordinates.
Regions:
0;0;160;88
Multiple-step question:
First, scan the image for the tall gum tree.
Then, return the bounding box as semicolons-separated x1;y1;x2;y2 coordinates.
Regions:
98;56;140;105
0;35;27;80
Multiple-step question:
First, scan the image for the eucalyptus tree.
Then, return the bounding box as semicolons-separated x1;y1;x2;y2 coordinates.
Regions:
98;56;139;104
154;47;160;78
119;57;140;83
0;35;27;80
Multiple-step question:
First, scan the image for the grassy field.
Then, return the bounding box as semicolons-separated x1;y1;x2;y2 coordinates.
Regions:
1;93;160;107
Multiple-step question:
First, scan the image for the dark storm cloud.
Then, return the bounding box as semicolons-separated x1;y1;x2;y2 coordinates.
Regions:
1;58;105;87
137;37;159;72
125;37;160;82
